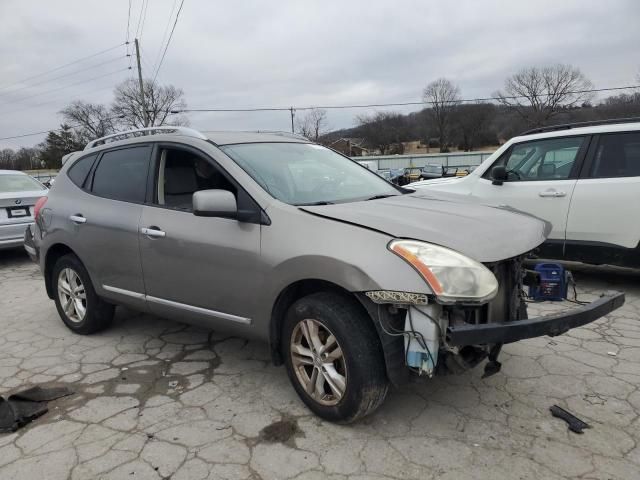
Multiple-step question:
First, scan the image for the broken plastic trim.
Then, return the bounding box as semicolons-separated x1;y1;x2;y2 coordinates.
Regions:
365;290;429;305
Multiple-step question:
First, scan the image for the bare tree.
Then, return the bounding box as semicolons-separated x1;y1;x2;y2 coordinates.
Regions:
453;103;496;151
423;78;460;152
356;111;406;154
296;108;328;141
112;78;188;129
495;64;594;127
60;101;116;141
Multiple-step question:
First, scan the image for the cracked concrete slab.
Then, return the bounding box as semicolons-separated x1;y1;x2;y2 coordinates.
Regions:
0;250;639;479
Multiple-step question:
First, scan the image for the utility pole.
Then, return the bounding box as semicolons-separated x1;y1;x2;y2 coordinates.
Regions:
290;107;295;133
134;38;148;127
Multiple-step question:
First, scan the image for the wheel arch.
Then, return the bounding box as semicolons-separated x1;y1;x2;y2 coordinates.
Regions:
44;243;78;299
268;278;408;386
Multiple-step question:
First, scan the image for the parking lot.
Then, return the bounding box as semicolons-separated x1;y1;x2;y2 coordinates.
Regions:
0;249;638;480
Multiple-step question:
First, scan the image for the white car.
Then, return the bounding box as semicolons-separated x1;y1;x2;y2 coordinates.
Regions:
411;120;640;268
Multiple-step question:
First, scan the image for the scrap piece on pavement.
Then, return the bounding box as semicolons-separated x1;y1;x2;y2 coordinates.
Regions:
0;386;73;433
549;404;591;434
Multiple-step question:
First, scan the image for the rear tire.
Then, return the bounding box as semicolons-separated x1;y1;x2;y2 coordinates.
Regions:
52;254;114;334
282;292;388;423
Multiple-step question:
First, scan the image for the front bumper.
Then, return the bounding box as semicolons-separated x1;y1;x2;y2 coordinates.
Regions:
446;291;625;346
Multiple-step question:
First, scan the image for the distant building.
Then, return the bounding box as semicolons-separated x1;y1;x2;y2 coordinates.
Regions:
328;138;369;156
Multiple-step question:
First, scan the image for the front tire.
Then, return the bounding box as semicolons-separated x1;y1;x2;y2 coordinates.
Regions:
282;292;388;423
52;254;114;334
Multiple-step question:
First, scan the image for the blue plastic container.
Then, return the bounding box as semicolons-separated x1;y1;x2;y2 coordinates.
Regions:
528;263;569;301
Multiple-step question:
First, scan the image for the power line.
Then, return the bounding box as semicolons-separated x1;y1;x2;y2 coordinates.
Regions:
3;74;130;117
152;0;180;75
152;0;186;86
138;0;150;42
0;43;125;93
0;67;132;107
178;84;640;113
126;0;132;55
134;0;147;38
2;83;639;143
0;55;127;99
0;114;125;142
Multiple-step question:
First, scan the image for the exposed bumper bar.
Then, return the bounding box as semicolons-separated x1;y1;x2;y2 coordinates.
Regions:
446;291;625;346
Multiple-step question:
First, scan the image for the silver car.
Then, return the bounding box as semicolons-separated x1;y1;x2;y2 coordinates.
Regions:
0;170;47;250
26;127;624;422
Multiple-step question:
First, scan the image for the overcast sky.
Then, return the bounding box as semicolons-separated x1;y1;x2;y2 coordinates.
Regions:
1;0;639;149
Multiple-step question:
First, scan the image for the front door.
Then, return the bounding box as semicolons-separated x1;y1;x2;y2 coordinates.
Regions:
470;135;589;243
139;144;262;332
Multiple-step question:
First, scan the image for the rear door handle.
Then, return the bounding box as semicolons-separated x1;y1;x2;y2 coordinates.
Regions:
69;214;87;224
539;190;566;198
141;226;166;238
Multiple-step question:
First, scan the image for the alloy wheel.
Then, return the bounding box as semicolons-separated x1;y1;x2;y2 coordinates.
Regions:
290;318;347;406
57;268;87;323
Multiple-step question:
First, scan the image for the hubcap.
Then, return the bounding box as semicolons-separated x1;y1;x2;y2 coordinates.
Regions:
57;268;87;323
290;318;347;406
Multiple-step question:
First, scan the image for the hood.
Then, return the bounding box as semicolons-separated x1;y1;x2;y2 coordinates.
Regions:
301;192;551;263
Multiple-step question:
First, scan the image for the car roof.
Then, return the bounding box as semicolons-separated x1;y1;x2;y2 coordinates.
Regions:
511;121;640;144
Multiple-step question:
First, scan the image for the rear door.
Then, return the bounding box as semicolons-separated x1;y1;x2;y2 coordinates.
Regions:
67;145;152;308
470;135;589;244
565;131;640;260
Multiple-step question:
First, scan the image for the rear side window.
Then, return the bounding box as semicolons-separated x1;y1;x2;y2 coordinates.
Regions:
91;146;151;203
67;154;97;188
591;132;640;178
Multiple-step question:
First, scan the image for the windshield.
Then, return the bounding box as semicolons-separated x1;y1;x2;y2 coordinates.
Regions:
0;174;46;193
221;143;400;205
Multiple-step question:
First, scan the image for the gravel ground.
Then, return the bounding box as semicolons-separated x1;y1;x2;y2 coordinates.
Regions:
0;249;638;480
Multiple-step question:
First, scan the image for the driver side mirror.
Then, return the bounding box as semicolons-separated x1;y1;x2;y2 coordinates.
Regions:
491;165;508;186
193;189;237;219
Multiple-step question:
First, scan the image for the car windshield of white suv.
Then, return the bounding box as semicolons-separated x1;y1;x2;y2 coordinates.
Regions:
0;174;46;193
221;142;401;205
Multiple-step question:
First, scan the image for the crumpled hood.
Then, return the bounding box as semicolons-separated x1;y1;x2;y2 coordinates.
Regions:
301;191;551;263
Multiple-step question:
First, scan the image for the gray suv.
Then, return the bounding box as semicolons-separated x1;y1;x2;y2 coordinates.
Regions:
25;127;624;422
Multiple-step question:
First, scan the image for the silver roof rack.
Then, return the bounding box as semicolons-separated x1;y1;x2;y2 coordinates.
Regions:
251;130;309;141
84;126;208;150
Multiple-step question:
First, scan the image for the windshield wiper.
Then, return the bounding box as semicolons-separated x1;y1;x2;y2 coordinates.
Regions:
296;200;334;206
365;194;399;201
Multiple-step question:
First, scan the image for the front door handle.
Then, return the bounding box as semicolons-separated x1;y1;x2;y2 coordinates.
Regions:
141;226;166;238
69;214;87;224
539;190;566;198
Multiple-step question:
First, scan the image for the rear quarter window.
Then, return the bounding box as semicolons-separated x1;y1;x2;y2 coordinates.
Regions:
67;154;97;188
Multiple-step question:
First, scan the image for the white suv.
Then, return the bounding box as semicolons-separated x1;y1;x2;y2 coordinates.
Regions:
411;120;640;268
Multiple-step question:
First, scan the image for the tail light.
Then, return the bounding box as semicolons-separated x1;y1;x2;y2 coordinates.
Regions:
34;196;48;219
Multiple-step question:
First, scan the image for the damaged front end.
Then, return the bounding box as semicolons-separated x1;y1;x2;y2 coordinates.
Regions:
360;255;625;386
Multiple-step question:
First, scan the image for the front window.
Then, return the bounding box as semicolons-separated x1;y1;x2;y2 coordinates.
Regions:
0;174;46;193
221;143;401;205
485;136;585;181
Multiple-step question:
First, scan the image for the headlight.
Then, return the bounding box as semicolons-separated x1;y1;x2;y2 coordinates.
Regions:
388;239;498;304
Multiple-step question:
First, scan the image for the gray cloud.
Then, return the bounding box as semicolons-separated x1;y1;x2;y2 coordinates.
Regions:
1;0;638;149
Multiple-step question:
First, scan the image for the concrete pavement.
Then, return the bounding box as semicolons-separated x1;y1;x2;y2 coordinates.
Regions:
0;250;638;479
